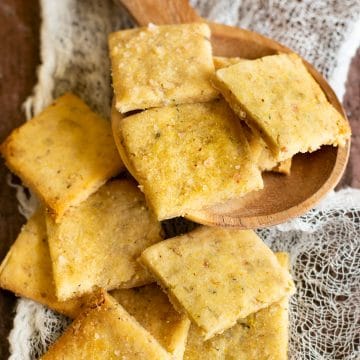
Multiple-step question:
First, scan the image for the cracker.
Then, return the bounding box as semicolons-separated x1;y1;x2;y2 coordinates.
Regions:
184;252;291;360
115;100;263;220
112;284;190;359
1;93;123;220
213;56;243;70
214;53;351;161
0;210;85;318
41;291;171;360
109;23;218;113
215;59;292;174
140;227;295;339
46;179;163;301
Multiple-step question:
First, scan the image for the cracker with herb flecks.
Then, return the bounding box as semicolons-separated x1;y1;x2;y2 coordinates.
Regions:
114;100;263;221
0;210;86;318
41;291;171;360
214;53;351;161
112;284;190;359
109;23;217;113
46;180;163;301
183;252;291;360
140;227;295;340
215;56;293;174
1;93;124;220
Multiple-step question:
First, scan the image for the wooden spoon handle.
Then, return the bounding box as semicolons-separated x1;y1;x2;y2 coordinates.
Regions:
118;0;201;25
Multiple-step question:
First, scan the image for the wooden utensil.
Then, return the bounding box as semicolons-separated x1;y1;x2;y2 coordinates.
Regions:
113;0;350;228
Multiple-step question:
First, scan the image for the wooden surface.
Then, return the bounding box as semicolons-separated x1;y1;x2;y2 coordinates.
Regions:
0;0;359;356
116;0;350;228
0;0;40;358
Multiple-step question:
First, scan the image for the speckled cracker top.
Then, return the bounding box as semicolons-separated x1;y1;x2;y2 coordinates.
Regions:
41;292;171;360
214;53;351;161
140;227;295;339
183;252;290;360
109;23;218;112
116;100;263;220
46;180;163;301
0;93;123;220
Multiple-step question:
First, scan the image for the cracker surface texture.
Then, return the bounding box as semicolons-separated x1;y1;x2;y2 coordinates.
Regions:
0;210;85;318
112;284;190;359
109;23;217;112
140;227;295;339
41;292;171;360
214;53;351;161
1;93;123;220
116;100;263;220
184;252;290;360
46;180;163;301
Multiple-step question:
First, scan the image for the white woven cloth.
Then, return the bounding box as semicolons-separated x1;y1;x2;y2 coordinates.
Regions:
7;0;360;359
191;0;360;100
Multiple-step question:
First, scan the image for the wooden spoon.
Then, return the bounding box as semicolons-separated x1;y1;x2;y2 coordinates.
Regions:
113;0;350;228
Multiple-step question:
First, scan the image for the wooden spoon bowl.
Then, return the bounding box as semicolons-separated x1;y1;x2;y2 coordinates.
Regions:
114;0;350;228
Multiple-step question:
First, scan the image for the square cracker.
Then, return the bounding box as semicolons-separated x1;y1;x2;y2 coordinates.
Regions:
115;100;263;220
214;53;351;161
184;252;291;360
46;179;163;301
41;291;171;360
140;227;295;339
214;57;292;174
1;93;123;220
112;284;190;359
109;23;217;113
0;210;86;318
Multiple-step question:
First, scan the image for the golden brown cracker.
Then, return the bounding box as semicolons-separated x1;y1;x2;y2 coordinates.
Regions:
46;180;163;301
214;53;350;161
116;100;263;220
109;23;217;112
41;291;171;360
140;227;295;339
1;93;124;220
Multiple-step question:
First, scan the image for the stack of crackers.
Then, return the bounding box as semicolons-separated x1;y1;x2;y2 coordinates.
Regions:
0;22;350;359
110;23;350;221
